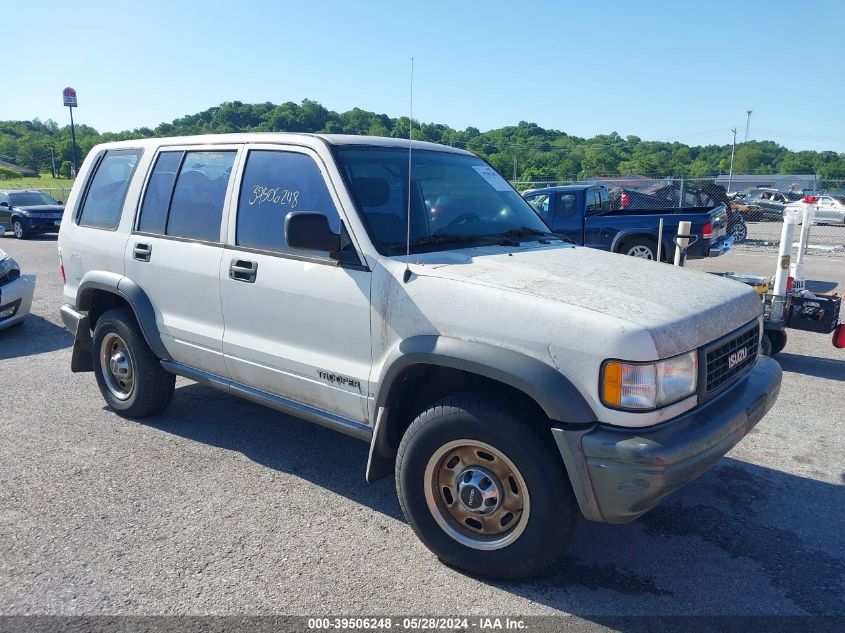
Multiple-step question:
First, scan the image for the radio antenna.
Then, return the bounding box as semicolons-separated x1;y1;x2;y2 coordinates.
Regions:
403;57;414;284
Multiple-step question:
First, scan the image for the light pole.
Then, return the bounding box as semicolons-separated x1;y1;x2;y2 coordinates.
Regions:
63;87;79;178
727;128;737;193
744;109;753;142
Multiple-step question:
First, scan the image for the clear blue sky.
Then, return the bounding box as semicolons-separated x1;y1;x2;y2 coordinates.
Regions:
5;0;844;152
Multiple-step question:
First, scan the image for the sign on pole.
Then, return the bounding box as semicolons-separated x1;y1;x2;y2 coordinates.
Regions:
63;87;77;108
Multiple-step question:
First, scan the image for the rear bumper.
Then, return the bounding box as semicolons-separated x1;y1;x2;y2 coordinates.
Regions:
709;235;733;257
552;356;781;523
0;274;36;330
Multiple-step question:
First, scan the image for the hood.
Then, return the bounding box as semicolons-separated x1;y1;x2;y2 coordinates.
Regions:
410;243;762;358
15;204;64;212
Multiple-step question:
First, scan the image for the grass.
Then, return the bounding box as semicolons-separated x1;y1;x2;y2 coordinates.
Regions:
0;174;75;200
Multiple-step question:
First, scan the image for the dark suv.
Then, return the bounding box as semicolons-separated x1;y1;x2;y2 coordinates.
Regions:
0;189;65;239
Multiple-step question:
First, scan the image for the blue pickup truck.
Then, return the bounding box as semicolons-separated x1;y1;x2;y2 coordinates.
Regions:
523;184;732;260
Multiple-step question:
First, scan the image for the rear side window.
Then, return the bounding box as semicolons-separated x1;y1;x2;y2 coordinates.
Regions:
137;150;235;242
167;151;236;242
138;151;183;234
236;150;339;254
554;193;578;218
78;149;142;230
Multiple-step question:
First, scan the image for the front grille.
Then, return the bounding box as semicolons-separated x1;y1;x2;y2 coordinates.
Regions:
705;322;759;393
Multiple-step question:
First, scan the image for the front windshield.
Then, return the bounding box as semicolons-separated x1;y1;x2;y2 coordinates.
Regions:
334;146;553;254
10;192;59;207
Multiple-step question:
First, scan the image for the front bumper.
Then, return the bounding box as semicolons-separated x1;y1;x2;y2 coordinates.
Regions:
0;274;36;330
552;356;781;523
21;217;62;233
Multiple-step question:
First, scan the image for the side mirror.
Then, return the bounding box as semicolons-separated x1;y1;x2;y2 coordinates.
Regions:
57;200;63;205
0;201;9;208
285;212;341;252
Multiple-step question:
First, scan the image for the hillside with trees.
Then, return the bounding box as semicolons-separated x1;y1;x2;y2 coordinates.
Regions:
2;99;844;181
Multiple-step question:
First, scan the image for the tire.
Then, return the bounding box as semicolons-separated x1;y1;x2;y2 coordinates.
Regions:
760;332;772;357
766;330;787;356
732;220;748;244
12;219;28;240
396;392;578;579
621;237;658;261
92;307;175;418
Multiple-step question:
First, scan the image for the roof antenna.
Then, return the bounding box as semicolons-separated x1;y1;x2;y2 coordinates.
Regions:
403;57;414;284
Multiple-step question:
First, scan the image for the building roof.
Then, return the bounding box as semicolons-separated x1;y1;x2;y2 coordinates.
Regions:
0;160;37;177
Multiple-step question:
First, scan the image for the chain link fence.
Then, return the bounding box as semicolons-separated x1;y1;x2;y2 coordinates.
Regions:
8;177;845;253
514;176;845;254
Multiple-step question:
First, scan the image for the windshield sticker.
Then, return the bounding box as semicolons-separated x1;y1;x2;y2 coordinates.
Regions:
472;165;512;192
248;185;300;208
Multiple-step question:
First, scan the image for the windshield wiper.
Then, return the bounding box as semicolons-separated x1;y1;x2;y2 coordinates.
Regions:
496;227;570;243
386;233;517;254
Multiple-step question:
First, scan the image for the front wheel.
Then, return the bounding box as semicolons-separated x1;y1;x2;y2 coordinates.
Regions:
396;393;578;579
12;219;28;240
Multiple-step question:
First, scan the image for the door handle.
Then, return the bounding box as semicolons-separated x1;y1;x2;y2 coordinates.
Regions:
133;243;152;262
229;258;258;283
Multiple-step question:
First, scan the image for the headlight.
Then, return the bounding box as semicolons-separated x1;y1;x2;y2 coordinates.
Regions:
601;350;698;411
0;255;20;280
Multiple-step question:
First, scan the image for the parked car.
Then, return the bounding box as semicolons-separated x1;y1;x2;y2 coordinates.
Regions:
0;244;35;329
815;194;845;224
742;188;802;222
58;134;781;578
0;189;65;239
522;184;731;260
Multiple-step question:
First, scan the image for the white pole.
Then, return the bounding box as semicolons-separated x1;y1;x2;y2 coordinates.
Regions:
674;220;692;267
790;197;816;292
773;206;802;301
656;217;663;262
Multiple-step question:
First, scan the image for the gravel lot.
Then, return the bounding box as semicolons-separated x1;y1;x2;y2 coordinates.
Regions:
0;235;843;618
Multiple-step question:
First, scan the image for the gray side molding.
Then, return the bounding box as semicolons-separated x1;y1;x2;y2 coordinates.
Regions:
365;335;596;482
373;335;596;425
76;271;171;361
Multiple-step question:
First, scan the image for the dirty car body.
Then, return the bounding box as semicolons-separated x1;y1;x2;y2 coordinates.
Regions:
57;133;781;577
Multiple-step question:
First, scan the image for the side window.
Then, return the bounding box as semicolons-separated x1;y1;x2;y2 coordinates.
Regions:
0;192;9;205
78;149;142;230
525;194;549;217
236;150;340;255
138;151;184;234
554;193;578;218
598;188;610;211
166;151;236;242
584;190;600;215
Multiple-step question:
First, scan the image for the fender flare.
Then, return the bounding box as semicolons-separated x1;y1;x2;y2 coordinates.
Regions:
76;271;171;361
611;229;668;258
365;335;596;482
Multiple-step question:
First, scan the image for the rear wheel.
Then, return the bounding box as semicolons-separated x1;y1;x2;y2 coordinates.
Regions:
622;237;658;261
92;308;175;418
396;392;578;579
732;219;748;244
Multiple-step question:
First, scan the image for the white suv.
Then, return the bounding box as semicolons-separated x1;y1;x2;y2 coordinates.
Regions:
59;134;781;578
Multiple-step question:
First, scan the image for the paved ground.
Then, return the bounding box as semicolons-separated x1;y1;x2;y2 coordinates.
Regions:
0;235;843;618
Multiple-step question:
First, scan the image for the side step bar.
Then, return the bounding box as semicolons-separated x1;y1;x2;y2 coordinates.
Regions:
160;360;373;442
